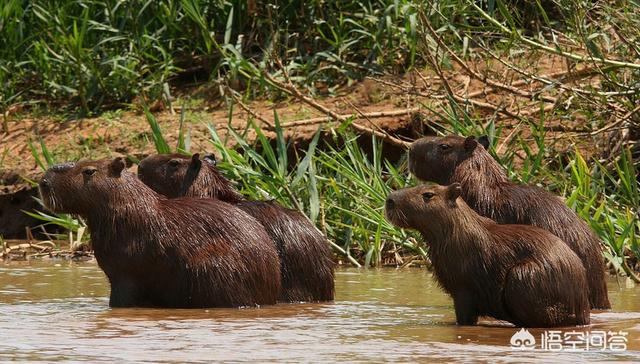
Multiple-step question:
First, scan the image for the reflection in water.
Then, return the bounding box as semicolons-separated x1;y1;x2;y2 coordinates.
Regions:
1;261;639;362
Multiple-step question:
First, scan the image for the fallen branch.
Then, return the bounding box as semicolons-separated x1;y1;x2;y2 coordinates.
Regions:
469;1;640;70
590;104;640;136
224;87;274;129
421;14;558;104
328;239;362;268
263;72;411;148
478;44;638;101
281;108;419;128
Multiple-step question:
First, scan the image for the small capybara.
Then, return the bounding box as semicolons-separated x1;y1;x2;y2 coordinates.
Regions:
385;183;590;327
138;153;335;302
409;135;610;309
39;158;281;308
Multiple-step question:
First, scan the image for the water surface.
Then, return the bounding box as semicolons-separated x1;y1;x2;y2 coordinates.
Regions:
1;261;639;362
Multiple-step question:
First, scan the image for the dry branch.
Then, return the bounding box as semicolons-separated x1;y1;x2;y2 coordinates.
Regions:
224;87;274;129
263;72;411;149
281;108;419;128
421;14;558;104
469;1;640;70
591;104;640;136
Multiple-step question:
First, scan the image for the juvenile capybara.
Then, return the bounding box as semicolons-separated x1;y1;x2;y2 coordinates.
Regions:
138;153;335;302
385;183;590;327
39;158;281;308
408;135;610;309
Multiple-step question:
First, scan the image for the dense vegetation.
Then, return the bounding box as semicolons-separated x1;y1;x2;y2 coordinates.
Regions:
3;1;639;275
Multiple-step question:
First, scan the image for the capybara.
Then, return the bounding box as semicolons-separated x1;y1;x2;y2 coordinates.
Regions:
39;158;281;308
138;153;335;302
408;135;610;309
385;183;590;327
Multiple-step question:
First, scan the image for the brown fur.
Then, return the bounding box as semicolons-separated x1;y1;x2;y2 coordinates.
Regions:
0;187;54;239
39;158;281;308
385;183;590;327
138;153;335;302
408;135;610;310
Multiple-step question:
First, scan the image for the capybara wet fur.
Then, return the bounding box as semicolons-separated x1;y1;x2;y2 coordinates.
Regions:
138;153;335;302
39;158;281;308
409;135;610;310
385;184;590;328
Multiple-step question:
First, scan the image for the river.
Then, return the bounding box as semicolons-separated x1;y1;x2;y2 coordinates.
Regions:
1;261;639;362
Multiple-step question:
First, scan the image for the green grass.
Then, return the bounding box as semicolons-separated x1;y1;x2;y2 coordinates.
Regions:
0;0;429;114
23;106;640;274
5;0;639;275
205;117;425;266
172;107;635;271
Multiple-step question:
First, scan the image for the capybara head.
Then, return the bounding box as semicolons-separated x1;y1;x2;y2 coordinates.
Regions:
138;153;243;201
385;183;462;231
137;153;202;198
408;135;489;184
39;158;128;215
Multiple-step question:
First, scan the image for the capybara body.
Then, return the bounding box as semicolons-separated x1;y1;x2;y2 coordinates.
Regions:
39;158;281;308
138;153;335;302
385;184;590;327
408;135;610;309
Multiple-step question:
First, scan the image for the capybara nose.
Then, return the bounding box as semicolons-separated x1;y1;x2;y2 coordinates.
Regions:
51;162;75;173
385;198;395;210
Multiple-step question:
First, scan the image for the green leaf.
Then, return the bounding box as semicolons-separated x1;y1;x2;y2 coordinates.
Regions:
144;106;171;154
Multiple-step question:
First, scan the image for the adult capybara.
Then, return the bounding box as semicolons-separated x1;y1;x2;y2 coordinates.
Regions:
408;135;610;310
385;183;590;327
138;153;335;303
39;158;281;308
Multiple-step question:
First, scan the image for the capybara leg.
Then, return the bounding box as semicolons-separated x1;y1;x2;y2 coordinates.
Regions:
503;263;585;327
588;264;610;310
109;279;143;307
453;291;478;325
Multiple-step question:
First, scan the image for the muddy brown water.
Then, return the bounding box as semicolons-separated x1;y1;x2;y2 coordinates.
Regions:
1;261;639;363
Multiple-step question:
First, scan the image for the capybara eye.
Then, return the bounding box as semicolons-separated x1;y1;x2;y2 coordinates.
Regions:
422;192;435;202
82;167;97;176
203;153;217;165
438;144;451;151
168;159;180;167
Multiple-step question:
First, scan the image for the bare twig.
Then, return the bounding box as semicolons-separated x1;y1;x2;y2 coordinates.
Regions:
328;239;362;268
262;72;411;148
590;104;640;136
469;1;640;69
479;44;639;99
421;14;558;104
224;87;274;129
281;108;419;128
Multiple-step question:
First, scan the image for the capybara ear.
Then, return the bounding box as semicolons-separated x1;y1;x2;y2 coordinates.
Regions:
463;136;478;151
478;135;490;150
446;183;462;203
203;153;217;166
464;136;478;152
190;153;202;172
109;157;126;177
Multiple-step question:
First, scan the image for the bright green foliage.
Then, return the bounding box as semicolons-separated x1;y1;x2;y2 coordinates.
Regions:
207;119;425;266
